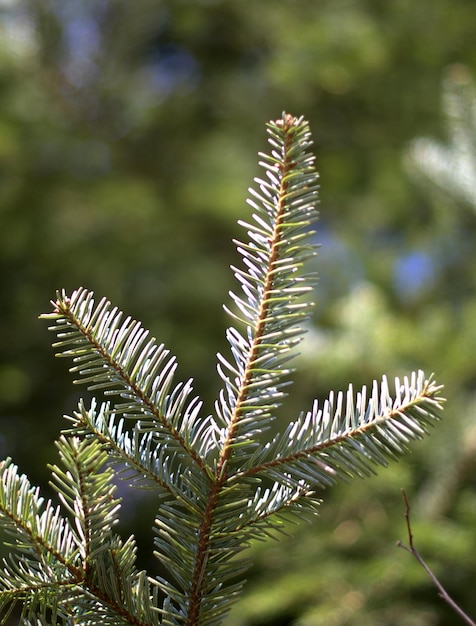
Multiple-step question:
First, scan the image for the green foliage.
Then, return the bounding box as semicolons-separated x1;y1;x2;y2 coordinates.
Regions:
0;115;443;625
1;2;475;624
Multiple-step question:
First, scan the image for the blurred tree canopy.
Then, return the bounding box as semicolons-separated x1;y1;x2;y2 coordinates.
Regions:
0;0;476;624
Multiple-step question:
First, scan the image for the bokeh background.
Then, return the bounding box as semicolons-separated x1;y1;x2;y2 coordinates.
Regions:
1;1;476;624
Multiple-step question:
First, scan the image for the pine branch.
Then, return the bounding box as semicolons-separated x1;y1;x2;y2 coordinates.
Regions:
0;113;446;625
0;441;160;625
66;399;216;499
0;457;80;622
42;288;213;475
235;371;443;494
182;114;320;626
407;66;476;209
215;113;319;462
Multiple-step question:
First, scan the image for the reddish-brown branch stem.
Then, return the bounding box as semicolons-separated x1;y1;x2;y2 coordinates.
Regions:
397;489;475;626
185;117;296;626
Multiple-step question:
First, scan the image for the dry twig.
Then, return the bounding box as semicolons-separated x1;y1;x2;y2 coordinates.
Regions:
397;489;475;626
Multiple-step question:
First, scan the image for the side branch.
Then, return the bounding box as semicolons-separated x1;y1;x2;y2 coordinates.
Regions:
397;489;476;626
52;295;208;474
237;381;441;484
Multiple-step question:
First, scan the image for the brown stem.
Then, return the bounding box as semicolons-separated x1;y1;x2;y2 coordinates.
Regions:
397;489;475;626
185;115;296;626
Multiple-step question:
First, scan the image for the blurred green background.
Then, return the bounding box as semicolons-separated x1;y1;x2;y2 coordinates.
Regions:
1;1;476;624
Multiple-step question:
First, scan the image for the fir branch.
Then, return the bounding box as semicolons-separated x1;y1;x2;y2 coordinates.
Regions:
0;457;81;622
48;436;121;562
0;112;446;626
407;66;476;208
182;113;320;626
66;399;216;500
0;443;159;625
215;113;319;463
237;371;443;493
42;289;211;472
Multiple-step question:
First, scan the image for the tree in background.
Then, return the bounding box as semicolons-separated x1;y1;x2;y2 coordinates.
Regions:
0;1;475;623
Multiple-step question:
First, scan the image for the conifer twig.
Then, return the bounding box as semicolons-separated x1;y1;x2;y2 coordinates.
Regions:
0;114;445;625
397;489;476;626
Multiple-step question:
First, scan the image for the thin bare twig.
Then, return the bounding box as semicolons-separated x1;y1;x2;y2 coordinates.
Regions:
397;489;476;626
